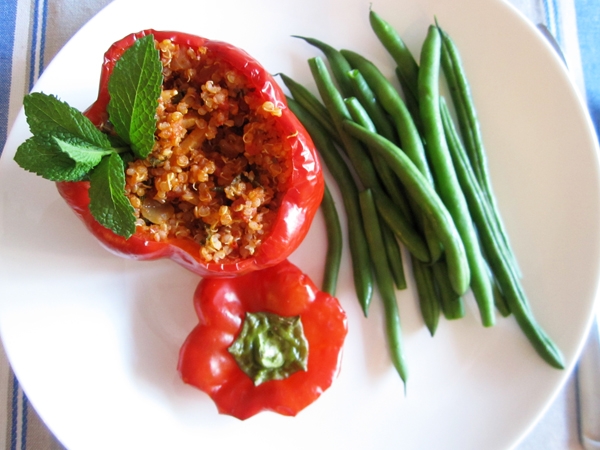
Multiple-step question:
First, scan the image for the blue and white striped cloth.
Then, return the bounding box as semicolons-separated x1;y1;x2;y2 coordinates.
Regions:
0;0;597;448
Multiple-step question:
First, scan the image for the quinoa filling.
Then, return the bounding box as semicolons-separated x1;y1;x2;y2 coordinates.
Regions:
123;39;291;263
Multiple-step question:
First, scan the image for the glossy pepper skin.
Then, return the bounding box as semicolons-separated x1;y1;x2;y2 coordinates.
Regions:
178;259;348;420
56;30;324;277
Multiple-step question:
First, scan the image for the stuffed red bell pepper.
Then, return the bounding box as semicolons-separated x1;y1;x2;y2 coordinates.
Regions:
51;29;324;277
178;259;348;420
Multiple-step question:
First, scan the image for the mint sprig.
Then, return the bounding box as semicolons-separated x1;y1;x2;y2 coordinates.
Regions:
14;33;164;239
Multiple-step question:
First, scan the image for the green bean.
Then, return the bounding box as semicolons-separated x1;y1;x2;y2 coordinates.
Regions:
437;26;487;195
369;9;419;104
320;183;343;296
440;98;515;280
343;119;470;296
431;260;465;320
480;250;511;317
286;96;373;314
277;72;340;142
344;96;413;221
340;49;433;184
421;213;443;264
437;25;518;275
437;40;475;167
418;25;495;327
309;56;430;263
293;35;355;98
347;69;398;144
476;188;563;367
441;97;564;369
395;66;424;136
344;96;376;132
381;219;407;290
369;10;424;135
367;11;423;133
412;255;440;335
359;188;408;386
492;279;511;318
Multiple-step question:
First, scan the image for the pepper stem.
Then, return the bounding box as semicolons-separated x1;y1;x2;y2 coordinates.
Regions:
228;311;309;385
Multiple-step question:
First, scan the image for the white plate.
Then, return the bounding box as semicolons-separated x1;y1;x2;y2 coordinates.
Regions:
1;0;599;448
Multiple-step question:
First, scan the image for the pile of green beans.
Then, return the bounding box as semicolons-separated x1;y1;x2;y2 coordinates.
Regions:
280;9;565;384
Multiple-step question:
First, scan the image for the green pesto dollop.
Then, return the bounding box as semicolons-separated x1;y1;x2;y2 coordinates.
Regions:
228;311;309;385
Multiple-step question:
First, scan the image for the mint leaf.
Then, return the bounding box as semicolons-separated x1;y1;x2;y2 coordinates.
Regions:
53;136;114;166
14;136;96;181
88;153;136;238
108;34;162;159
24;93;113;149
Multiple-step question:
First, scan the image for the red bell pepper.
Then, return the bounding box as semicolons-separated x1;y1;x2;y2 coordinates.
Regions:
56;30;324;277
178;259;348;420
